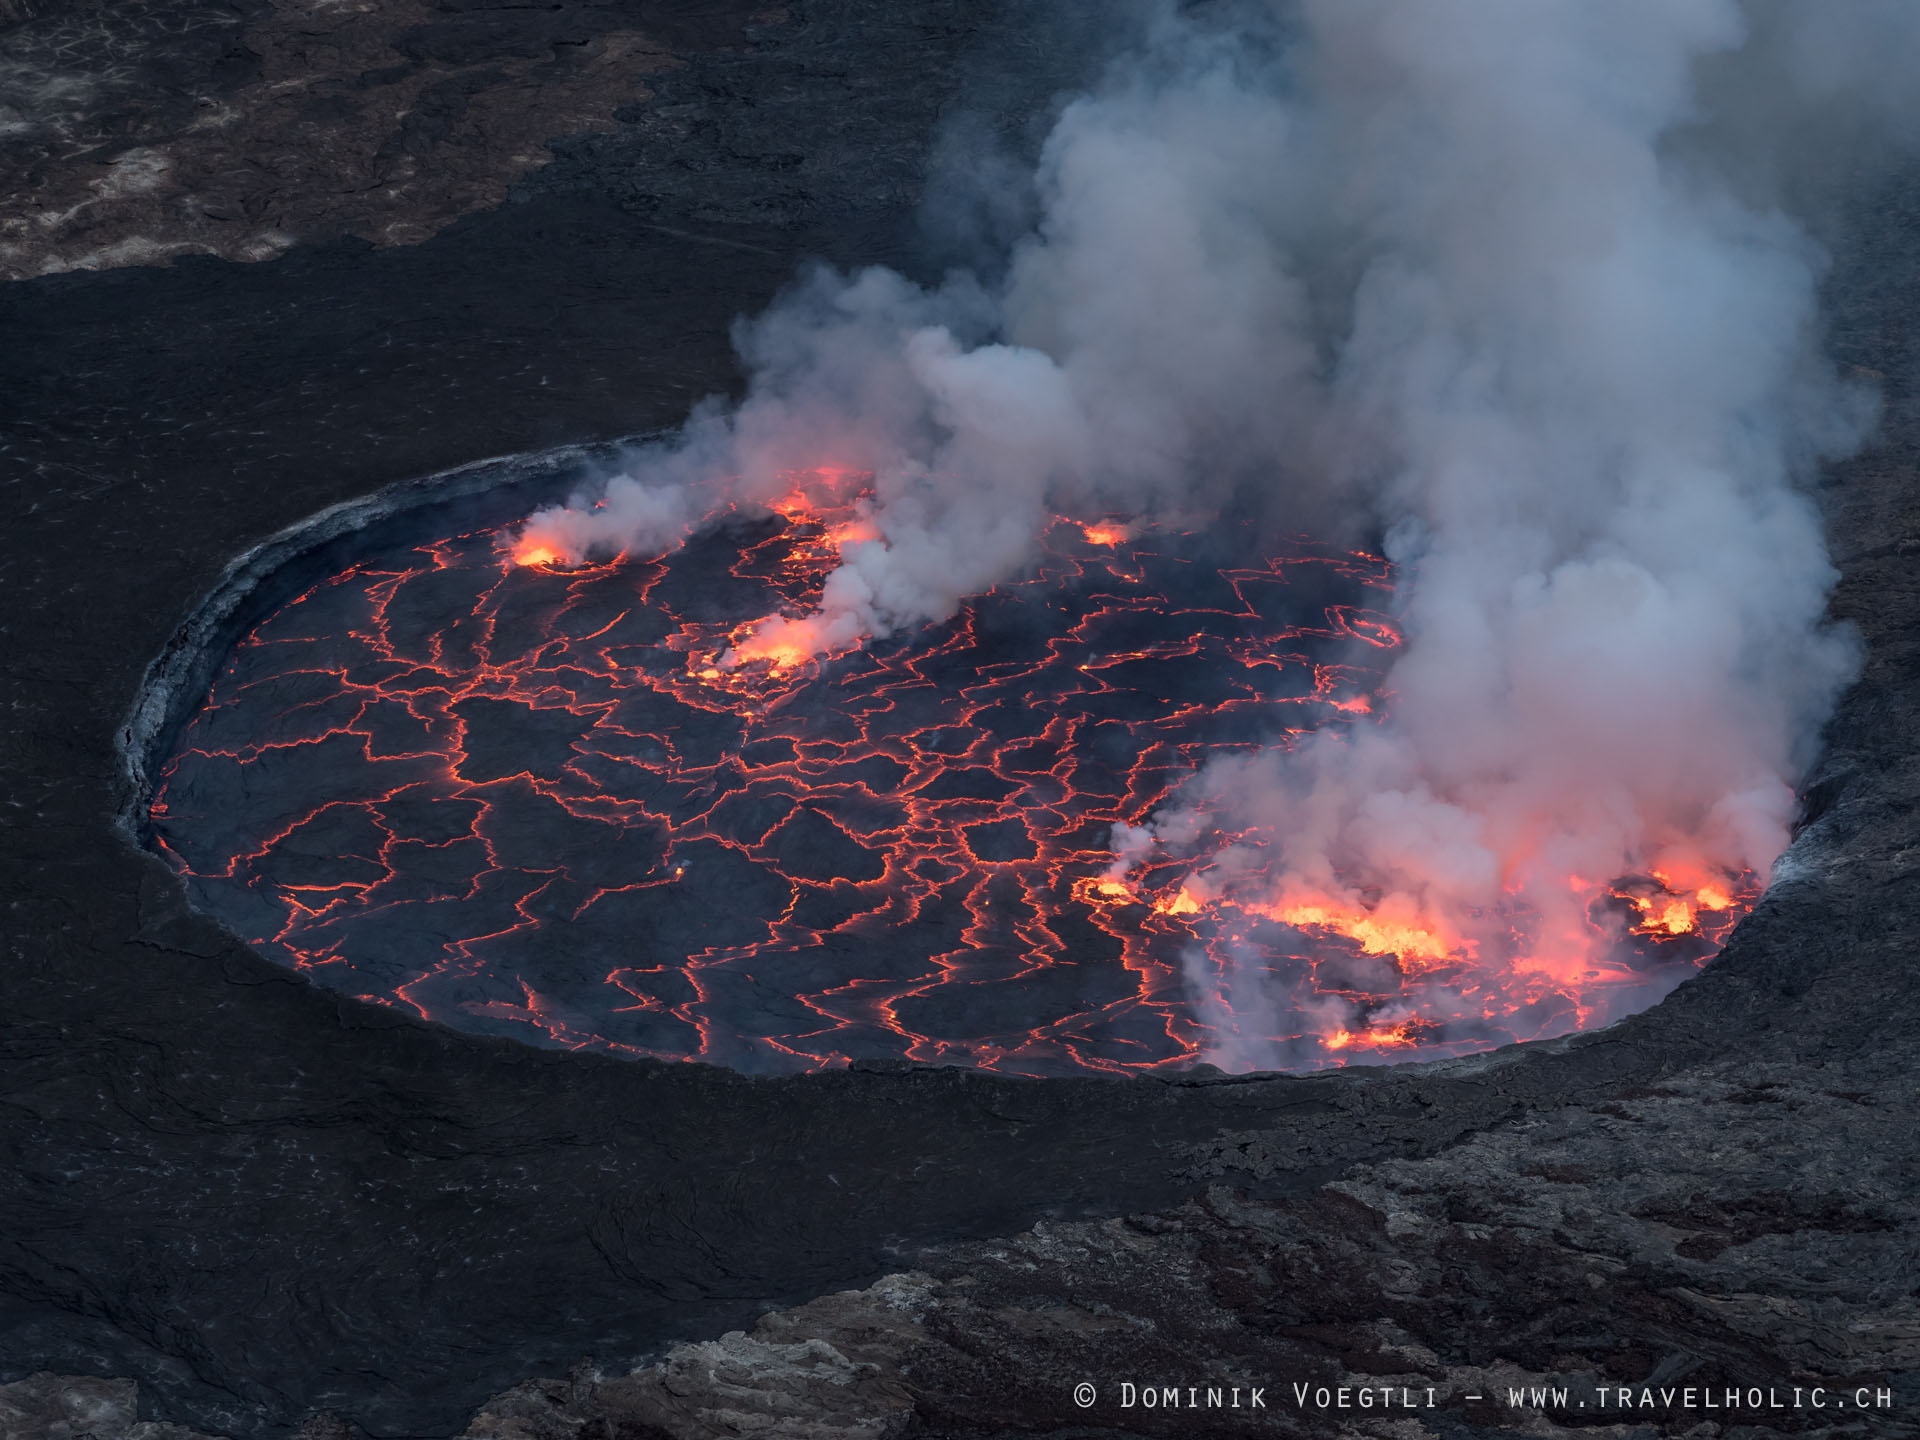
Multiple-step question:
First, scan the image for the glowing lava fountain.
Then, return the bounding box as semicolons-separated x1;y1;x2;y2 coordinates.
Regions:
149;470;1749;1075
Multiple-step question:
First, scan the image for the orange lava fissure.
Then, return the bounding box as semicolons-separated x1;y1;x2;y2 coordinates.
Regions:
150;473;1749;1075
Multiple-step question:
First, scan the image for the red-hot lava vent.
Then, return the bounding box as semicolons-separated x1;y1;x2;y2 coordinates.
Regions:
149;470;1752;1074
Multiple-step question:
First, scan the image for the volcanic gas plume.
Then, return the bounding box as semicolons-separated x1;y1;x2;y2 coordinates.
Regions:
485;1;1919;1070
153;2;1918;1071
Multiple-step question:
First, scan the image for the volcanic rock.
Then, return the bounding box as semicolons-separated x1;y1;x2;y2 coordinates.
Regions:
0;1373;219;1440
3;2;1920;1439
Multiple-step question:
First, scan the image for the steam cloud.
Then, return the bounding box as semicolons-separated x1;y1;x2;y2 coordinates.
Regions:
518;0;1913;1068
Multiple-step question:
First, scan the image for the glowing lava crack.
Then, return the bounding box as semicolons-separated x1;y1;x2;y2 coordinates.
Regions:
150;473;1749;1075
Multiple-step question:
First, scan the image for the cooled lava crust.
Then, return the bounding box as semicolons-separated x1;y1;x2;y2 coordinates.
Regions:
4;0;1918;1436
148;474;1737;1077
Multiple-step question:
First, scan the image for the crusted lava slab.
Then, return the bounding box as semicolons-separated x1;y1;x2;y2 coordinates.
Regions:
142;476;1733;1079
142;489;1402;1074
3;2;1919;1438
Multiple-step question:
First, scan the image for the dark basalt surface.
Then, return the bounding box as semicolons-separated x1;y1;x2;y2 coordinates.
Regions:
2;2;1918;1438
146;496;1508;1076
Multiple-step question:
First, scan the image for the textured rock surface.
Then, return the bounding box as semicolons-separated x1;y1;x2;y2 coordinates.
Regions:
2;2;1917;1438
0;0;764;279
0;1372;219;1440
641;1058;1920;1437
457;1276;933;1439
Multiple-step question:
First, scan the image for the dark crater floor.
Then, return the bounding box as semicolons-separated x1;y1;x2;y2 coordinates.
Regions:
3;1;1920;1437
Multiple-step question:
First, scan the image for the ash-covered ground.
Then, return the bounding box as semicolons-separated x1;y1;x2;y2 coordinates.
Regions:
3;2;1919;1438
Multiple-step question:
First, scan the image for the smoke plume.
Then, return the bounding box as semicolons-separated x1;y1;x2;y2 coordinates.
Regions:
515;0;1912;1067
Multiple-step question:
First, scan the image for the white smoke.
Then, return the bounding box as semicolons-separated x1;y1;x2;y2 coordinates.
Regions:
516;0;1913;1066
1147;0;1887;1068
516;7;1324;613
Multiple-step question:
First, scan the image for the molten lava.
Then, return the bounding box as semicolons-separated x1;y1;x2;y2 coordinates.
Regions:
1324;1021;1424;1053
149;469;1754;1075
723;616;823;672
1256;898;1456;967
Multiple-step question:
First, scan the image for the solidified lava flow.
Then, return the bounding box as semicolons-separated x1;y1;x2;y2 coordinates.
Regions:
150;470;1751;1075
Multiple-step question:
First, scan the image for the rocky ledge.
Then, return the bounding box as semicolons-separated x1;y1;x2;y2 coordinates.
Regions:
3;1;1919;1437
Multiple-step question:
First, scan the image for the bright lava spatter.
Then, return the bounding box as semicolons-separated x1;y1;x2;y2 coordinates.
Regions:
150;471;1751;1075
